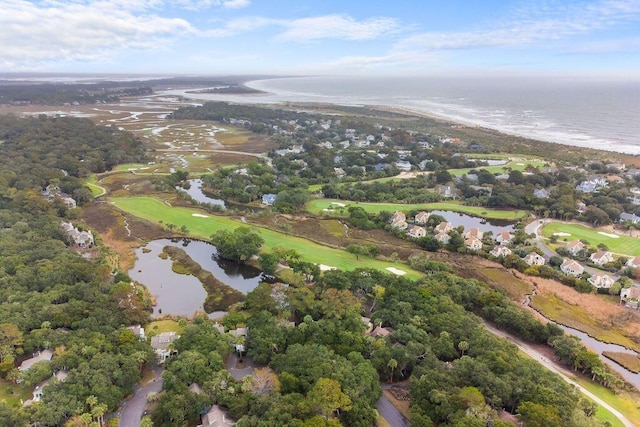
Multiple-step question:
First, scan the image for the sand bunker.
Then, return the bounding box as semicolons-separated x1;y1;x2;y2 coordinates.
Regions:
598;232;620;239
553;232;571;236
330;202;346;207
386;267;406;275
192;214;208;218
318;264;337;271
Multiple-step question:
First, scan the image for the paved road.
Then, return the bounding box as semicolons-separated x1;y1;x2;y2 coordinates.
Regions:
377;387;410;427
119;366;164;427
525;218;556;259
484;322;635;427
227;353;254;381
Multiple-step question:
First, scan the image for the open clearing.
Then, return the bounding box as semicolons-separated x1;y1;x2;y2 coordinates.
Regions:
111;196;424;280
541;222;640;256
307;199;527;220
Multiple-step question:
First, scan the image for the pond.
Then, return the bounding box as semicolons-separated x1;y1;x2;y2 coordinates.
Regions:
129;238;263;318
430;210;516;234
178;179;226;209
557;323;640;389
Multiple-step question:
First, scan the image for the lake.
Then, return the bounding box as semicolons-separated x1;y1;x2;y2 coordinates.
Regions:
178;179;226;209
430;210;515;234
129;238;263;318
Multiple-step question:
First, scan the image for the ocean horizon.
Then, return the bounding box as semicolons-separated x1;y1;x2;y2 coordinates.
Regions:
176;75;640;155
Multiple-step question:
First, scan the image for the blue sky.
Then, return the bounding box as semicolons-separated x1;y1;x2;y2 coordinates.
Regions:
1;0;639;77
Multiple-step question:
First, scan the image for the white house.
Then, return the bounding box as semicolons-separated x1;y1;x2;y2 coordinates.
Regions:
127;325;146;341
435;222;454;234
561;259;585;276
621;286;640;309
414;211;430;225
490;246;512;258
495;231;513;245
524;253;546;266
465;237;483;251
434;232;450;244
589;251;614;266
588;273;615;289
151;332;180;364
626;255;640;269
390;211;408;230
464;228;484;240
407;225;427;239
566;240;585;256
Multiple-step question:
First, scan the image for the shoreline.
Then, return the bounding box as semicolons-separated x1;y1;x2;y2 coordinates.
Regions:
241;77;640;157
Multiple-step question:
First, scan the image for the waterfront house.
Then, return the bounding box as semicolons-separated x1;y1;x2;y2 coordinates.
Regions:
414;211;430;225
434;221;453;234
523;253;546;266
588;272;615;289
560;259;584;276
495;231;513;245
407;225;427;239
465;237;483;251
589;251;614;266
127;325;146;341
463;228;484;240
151;332;180;364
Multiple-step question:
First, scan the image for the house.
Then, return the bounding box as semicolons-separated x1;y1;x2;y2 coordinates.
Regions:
437;185;458;199
150;332;180;364
23;370;68;407
626;255;640;269
533;188;550;199
566;239;585;256
619;213;640;224
524;253;546;266
361;317;374;333
127;325;146;341
465;237;483;251
589;251;614;266
588;273;615;289
370;326;394;338
198;405;235;427
334;167;346;178
434;221;453;234
60;221;94;248
490;246;512;257
417;141;430;149
395;161;412;172
406;225;427;239
620;286;640;309
576;176;608;193
414;211;430;225
389;211;408;230
561;259;584;276
261;193;277;206
434;232;451;244
576;202;587;213
495;231;513;245
19;349;53;372
463;228;484;240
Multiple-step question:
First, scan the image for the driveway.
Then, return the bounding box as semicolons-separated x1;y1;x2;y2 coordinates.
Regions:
118;366;163;427
227;352;254;381
377;387;410;427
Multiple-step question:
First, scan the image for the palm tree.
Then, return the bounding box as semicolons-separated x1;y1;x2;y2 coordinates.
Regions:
387;358;397;383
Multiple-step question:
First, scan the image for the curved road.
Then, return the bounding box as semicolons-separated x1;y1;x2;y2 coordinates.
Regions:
377;386;410;427
118;366;163;427
484;322;635;427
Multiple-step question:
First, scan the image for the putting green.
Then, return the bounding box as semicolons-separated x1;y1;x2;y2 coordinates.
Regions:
541;222;640;256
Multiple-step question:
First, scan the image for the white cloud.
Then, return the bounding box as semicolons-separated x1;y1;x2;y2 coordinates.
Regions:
396;0;640;52
174;0;250;10
0;0;194;68
276;14;399;42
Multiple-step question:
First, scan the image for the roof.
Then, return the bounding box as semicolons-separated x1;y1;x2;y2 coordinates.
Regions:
199;405;235;427
19;349;53;371
150;332;179;351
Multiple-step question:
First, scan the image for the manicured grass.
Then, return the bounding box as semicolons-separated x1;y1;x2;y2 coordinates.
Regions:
111;196;424;280
0;379;32;407
541;222;640;256
112;163;151;172
530;292;640;352
307;199;527;220
146;319;183;337
86;175;106;196
572;377;640;427
448;159;547;177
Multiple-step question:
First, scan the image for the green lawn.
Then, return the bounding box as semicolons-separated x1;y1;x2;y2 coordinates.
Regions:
541;222;640;256
146;319;184;337
307;199;527;221
0;379;31;407
111;196;424;280
112;163;151;172
572;377;640;427
86;175;106;197
448;159;547;177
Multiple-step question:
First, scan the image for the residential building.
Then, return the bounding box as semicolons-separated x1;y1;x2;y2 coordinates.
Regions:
434;221;453;234
434;232;450;244
495;231;513;245
621;286;640;309
566;239;585;256
620;213;640;224
561;259;585;276
463;228;484;240
23;370;68;407
19;349;53;372
626;256;640;269
389;211;408;230
414;211;430;225
407;225;427;239
524;253;546;266
588;273;615;289
370;326;394;338
261;193;277;206
151;332;180;364
60;221;94;248
395;160;412;172
465;237;483;251
589;251;614;266
490;246;512;257
127;325;146;341
198;405;235;427
533;188;550;199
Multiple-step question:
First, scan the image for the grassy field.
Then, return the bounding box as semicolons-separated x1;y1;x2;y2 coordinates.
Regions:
530;292;640;352
0;379;32;407
307;199;527;220
112;163;151;172
573;377;640;427
111;196;424;280
146;319;184;337
541;222;640;256
448;158;548;177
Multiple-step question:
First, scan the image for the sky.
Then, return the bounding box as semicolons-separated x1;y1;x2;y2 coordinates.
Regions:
1;0;639;77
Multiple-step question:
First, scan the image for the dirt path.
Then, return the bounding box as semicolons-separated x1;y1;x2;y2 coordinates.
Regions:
484;322;636;427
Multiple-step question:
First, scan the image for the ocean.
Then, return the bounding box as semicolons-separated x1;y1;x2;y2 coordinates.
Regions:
196;76;640;155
